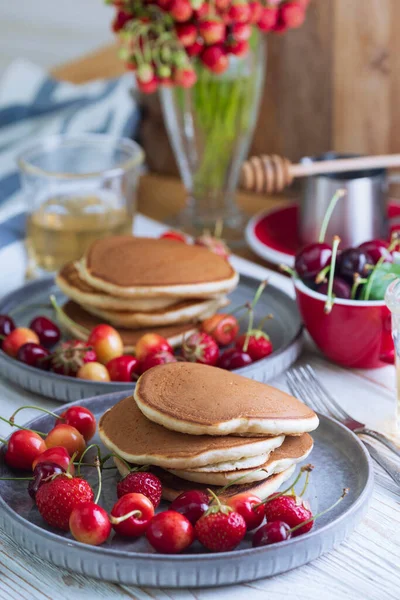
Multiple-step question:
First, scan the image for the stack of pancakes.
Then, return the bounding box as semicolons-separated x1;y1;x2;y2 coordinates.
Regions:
99;362;319;500
56;236;239;352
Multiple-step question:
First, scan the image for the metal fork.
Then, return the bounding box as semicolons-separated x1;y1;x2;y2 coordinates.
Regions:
287;365;400;486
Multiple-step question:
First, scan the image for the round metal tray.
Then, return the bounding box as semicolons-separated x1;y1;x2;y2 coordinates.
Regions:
0;275;303;402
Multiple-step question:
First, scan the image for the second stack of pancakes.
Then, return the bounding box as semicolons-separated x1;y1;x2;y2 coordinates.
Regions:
56;236;239;353
99;362;319;500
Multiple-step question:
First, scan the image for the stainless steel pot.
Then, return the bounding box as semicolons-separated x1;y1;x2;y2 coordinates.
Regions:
299;152;388;247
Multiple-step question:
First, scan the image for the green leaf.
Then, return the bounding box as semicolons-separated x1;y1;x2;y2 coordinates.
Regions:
360;262;400;300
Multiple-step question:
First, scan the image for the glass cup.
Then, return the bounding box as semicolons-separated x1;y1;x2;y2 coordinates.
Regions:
18;134;144;274
385;278;400;430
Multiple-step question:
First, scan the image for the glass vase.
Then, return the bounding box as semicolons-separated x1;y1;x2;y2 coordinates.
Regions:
160;31;266;244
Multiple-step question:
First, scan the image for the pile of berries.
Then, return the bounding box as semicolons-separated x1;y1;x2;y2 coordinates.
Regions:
290;190;400;312
110;0;311;93
1;408;347;551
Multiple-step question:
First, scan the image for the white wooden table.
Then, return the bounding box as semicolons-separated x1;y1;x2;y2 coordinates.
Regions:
0;216;399;600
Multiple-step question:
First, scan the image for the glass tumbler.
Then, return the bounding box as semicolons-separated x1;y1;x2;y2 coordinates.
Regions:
18;134;144;274
385;278;400;430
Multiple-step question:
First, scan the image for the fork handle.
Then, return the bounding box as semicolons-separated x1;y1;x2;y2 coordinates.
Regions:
356;428;400;459
362;441;400;487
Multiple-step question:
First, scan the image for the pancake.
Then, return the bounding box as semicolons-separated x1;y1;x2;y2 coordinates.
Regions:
98;396;285;469
77;236;239;298
114;457;296;502
61;301;198;353
56;263;179;312
134;362;319;436
80;295;229;329
190;453;270;473
168;433;313;485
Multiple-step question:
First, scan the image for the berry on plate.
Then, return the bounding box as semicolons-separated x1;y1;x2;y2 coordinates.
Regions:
195;493;246;552
3;328;40;358
77;361;110;382
28;462;66;500
29;316;61;348
201;314;239;346
181;332;219;366
139;350;177;374
170;489;210;525
51;340;97;377
110;492;154;537
45;424;86;458
217;347;252;370
36;475;94;531
88;324;124;365
69;502;111;546
33;446;73;473
135;333;173;361
117;471;162;508
106;355;139;382
5;429;47;471
226;492;264;531
58;406;96;442
146;510;195;553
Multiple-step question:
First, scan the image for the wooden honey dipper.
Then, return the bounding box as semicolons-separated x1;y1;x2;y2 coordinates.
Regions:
241;153;400;194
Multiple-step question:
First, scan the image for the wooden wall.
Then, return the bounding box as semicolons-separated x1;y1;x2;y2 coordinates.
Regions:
139;0;400;175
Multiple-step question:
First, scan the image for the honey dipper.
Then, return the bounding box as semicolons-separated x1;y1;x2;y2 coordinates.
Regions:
240;153;400;194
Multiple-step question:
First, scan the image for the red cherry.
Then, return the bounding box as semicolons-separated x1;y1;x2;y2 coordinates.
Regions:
181;332;219;366
28;461;66;499
252;520;291;546
5;430;47;470
139;351;177;374
248;1;263;24
112;10;132;32
45;424;86;458
33;446;73;473
217;347;252;370
235;333;273;361
215;0;230;11
187;39;204;56
135;333;173;361
146;510;195;553
29;316;61;348
2;328;39;358
173;68;197;88
195;3;211;19
227;492;264;530
199;20;226;45
317;277;351;300
359;240;393;265
106;355;139;382
231;22;251;41
201;45;229;74
170;0;193;22
170;489;210;524
280;1;306;29
159;230;188;242
17;342;50;370
58;406;97;442
337;248;374;283
201;313;239;346
0;315;15;347
110;492;154;537
295;242;332;280
87;324;123;365
264;494;312;537
257;6;278;31
69;502;111;546
157;0;172;9
227;39;249;56
228;2;251;23
175;23;198;47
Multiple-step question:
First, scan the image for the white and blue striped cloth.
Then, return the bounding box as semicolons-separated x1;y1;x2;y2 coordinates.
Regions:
0;59;140;251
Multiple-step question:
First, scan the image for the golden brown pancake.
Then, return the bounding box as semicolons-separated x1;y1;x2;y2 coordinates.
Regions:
135;362;319;436
77;236;239;297
114;458;296;502
99;396;285;469
61;301;198;352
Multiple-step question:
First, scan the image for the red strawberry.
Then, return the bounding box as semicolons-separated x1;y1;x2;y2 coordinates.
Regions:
51;341;97;377
280;1;306;29
195;505;246;552
235;331;273;361
264;494;312;537
117;471;162;508
36;475;94;531
182;332;219;366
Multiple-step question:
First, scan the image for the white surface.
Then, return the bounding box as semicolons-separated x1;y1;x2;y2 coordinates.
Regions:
245;206;296;268
0;216;399;600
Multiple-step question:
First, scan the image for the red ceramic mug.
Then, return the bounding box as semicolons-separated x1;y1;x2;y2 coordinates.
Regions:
294;279;394;369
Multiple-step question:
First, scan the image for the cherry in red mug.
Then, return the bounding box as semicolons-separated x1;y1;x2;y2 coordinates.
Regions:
295;279;394;369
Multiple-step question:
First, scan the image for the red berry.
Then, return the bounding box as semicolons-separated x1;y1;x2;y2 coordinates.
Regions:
88;324;123;365
106;355;138;382
231;22;251;41
5;430;47;471
227;39;249;56
28;462;65;500
228;3;251;23
135;333;172;361
235;332;273;361
217;348;252;370
69;502;111;546
226;492;264;531
195;508;246;552
58;406;96;442
45;424;86;458
264;494;313;537
248;1;262;24
112;10;132;32
257;6;278;31
160;230;187;242
110;492;154;537
173;68;197;88
186;39;204;56
175;23;198;47
139;350;177;374
252;520;291;546
170;0;193;22
215;0;231;11
32;446;73;473
295;242;332;280
199;20;226;45
359;240;392;265
29;316;61;348
117;471;162;508
170;489;209;524
3;328;39;358
17;343;50;370
195;3;211;19
36;475;94;531
182;332;219;366
201;313;239;346
146;511;195;553
201;45;229;74
51;340;97;377
280;1;306;29
0;315;15;347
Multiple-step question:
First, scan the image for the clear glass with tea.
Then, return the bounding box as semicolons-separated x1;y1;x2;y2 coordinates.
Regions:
18;135;144;273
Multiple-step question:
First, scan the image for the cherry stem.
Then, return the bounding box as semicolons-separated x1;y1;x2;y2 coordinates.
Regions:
66;451;78;477
318;189;346;243
9;302;52;317
101;452;132;473
363;236;400;301
315;264;331;285
207;488;222;509
50;294;90;336
109;509;142;525
254;464;314;508
218;465;266;496
94;456;103;505
289;488;349;534
0;476;34;481
324;236;341;315
350;273;367;300
10;405;60;424
298;467;311;497
279;264;296;277
243;304;254;353
77;444;102;476
257;314;273;332
0;436;6;444
0;416;45;437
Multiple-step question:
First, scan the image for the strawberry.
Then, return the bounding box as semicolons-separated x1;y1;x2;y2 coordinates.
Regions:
36;475;94;531
264;494;312;537
235;331;273;361
195;501;246;552
117;471;162;508
51;341;97;377
181;332;219;366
